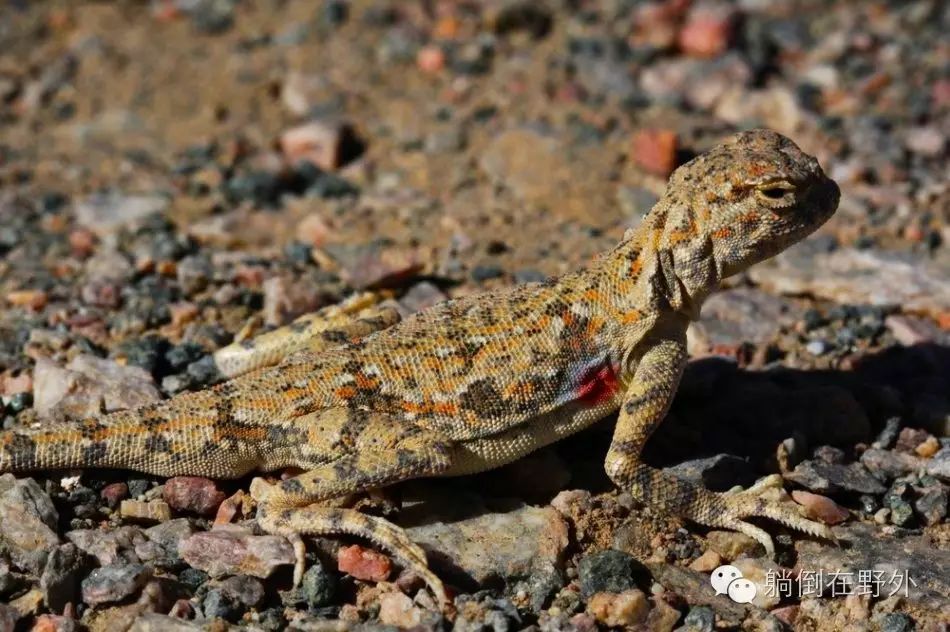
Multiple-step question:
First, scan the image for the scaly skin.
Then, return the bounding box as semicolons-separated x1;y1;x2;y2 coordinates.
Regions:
0;129;840;612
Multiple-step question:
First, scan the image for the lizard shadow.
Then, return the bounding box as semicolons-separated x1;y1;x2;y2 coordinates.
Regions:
393;342;947;585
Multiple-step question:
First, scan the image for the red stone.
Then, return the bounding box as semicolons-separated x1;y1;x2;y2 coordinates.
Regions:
791;490;849;525
417;45;446;74
632;129;678;177
100;482;129;509
337;544;392;583
163;476;227;517
678;8;733;58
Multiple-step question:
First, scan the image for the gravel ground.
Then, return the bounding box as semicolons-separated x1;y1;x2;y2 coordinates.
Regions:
0;1;947;630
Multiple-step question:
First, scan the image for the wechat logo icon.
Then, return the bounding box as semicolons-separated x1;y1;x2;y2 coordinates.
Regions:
710;565;757;604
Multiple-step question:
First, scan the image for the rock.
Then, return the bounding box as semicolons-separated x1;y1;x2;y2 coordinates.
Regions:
682;605;715;631
162;477;226;517
479;128;571;204
399;282;448;316
631;129;678;177
120;500;172;523
81;563;151;606
100;483;129;509
645;564;746;628
688;288;803;355
31;613;78;632
378;591;424;628
41;544;91;612
0;474;60;573
797;522;949;614
577;550;644;598
128;613;204;631
201;588;242;621
860;448;922;481
895;427;933;454
785;460;886;495
731;558;783;609
6;289;48;310
903;126;945;157
280;120;363;171
749;247;950;319
74;193;168;238
704;531;762;560
885;315;948;346
143;519;195;560
337;545;391;583
405;498;568;590
416;45;445;74
587;589;649;627
218;575;265;608
331;244;423;290
33;355;161;420
688;550;722;573
0;604;17;630
791;490;850;524
872;417;902;450
298;562;337;609
912;478;948;526
66;527;148;566
647;596;683;632
179;527;295;579
665;454;757;491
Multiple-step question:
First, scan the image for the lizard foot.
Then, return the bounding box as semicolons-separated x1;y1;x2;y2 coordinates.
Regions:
714;474;836;558
250;477;454;615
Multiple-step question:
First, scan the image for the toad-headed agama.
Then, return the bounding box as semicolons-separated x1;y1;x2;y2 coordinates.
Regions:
1;130;840;610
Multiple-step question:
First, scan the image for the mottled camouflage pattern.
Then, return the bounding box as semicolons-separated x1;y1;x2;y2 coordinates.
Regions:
1;130;840;610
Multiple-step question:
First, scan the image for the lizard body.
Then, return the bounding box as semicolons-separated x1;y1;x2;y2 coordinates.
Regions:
0;130;840;610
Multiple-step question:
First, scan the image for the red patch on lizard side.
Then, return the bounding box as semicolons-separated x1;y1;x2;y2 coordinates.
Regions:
576;362;620;406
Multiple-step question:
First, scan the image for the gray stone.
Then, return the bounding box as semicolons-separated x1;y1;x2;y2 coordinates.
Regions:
81;563;151;606
202;588;242;620
299;562;337;609
577;550;644;598
665;454;757;492
144;519;196;560
129;613;205;632
749;246;950;319
688;288;803;354
681;605;715;632
179;526;295;579
74;193;168;238
0;474;60;573
67;526;148;566
797;523;950;614
219;574;265;608
403;494;569;591
33;355;160;420
784;460;886;495
41;544;91;612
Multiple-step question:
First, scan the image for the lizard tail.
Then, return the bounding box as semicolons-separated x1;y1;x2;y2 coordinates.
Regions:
0;408;150;473
0;387;254;477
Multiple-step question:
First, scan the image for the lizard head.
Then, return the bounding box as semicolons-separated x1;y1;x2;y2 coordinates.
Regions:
651;129;839;315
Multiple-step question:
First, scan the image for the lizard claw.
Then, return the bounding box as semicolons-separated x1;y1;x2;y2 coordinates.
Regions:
716;475;836;558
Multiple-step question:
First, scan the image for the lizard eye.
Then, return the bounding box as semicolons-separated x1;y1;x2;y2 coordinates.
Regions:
754;181;796;206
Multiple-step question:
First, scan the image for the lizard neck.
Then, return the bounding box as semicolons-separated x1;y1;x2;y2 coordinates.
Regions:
597;208;722;323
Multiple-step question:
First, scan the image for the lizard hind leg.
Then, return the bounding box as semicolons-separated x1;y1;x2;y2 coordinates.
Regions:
213;292;400;379
251;421;455;612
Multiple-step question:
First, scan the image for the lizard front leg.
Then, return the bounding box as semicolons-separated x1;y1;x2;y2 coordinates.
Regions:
605;337;834;557
251;418;454;611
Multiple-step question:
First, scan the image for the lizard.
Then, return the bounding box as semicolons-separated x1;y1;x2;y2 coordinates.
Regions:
0;129;840;612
